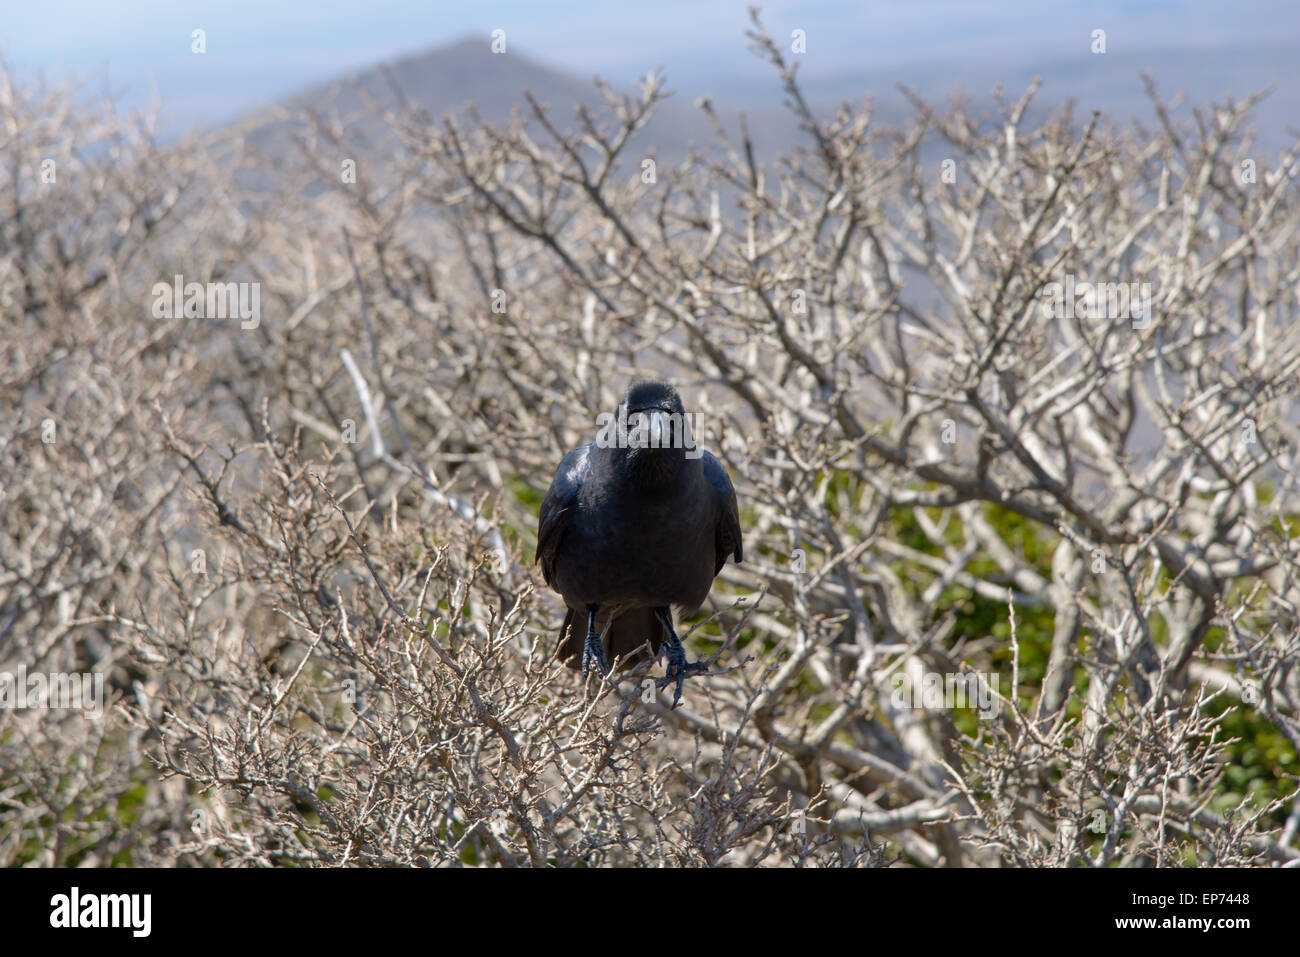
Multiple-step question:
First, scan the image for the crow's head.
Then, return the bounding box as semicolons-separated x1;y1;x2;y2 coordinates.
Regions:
622;380;685;417
615;380;693;484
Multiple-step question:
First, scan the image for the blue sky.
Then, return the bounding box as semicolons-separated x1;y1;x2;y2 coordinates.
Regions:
2;1;1297;128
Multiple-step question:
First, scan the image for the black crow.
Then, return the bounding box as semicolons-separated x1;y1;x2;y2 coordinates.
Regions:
536;381;743;705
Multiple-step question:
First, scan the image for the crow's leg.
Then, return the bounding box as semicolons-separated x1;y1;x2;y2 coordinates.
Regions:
582;604;610;679
653;606;708;706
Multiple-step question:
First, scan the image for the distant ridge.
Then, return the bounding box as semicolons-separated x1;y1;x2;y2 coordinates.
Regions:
220;35;806;173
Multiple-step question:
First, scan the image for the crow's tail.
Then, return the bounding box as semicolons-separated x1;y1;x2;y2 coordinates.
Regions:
556;605;666;670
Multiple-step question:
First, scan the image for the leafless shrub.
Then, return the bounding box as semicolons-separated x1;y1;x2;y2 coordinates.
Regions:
2;13;1297;866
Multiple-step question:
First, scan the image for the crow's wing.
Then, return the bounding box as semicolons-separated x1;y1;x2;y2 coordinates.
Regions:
536;444;591;588
702;450;743;574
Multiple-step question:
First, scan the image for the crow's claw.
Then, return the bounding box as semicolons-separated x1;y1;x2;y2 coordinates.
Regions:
657;640;708;707
582;628;610;680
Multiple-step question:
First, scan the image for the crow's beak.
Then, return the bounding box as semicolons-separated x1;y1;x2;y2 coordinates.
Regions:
646;409;671;448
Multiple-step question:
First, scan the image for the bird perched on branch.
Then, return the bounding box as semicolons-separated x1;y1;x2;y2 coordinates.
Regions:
536;380;743;705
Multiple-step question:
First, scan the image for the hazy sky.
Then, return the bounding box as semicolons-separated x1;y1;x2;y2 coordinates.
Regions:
3;1;1298;128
